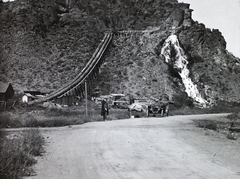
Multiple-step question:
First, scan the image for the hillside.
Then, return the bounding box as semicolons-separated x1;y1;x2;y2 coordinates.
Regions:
1;0;240;107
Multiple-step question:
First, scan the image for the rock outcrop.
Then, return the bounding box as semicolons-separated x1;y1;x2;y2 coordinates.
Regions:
1;0;240;107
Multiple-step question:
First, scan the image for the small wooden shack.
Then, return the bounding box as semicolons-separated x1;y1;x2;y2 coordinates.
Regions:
0;83;15;110
0;83;14;101
22;93;36;103
22;90;42;103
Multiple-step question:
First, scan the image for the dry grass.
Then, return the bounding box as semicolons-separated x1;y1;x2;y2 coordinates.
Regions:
193;113;240;141
0;128;44;179
169;100;240;116
0;102;130;128
1;99;240;128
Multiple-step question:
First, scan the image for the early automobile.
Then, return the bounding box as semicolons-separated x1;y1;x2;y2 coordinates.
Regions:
147;100;169;117
128;95;172;118
109;94;129;109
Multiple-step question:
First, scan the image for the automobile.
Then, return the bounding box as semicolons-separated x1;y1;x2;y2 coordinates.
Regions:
128;98;172;118
92;95;111;105
147;101;169;117
128;99;153;118
109;94;129;109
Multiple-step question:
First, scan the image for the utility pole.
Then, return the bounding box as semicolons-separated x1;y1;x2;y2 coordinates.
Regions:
164;78;166;93
85;80;88;116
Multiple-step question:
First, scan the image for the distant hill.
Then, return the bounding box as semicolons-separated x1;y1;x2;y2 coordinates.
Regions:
1;0;240;107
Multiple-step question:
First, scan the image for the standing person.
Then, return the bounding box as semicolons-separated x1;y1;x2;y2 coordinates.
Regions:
101;99;109;121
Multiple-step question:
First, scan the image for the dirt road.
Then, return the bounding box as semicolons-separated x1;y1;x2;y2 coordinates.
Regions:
26;114;240;179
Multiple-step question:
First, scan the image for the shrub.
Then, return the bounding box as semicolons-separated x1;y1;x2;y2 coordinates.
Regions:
195;120;217;131
0;129;44;179
25;117;83;127
226;132;238;140
209;100;240;114
0;129;5;139
23;129;45;156
0;138;36;179
43;106;84;117
227;112;240;121
24;117;39;127
172;93;194;109
0;112;23;128
0;112;11;127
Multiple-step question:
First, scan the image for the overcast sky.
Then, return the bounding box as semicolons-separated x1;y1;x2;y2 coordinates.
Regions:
179;0;240;58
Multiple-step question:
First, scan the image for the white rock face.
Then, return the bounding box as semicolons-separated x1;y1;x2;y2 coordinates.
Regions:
161;34;208;106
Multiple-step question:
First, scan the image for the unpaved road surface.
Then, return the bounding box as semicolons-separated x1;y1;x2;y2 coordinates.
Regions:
26;114;240;179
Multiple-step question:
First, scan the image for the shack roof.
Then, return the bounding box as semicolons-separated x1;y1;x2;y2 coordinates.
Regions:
0;83;12;93
24;90;51;95
24;90;41;95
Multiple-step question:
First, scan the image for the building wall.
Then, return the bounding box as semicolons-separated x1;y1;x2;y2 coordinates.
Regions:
0;101;6;111
22;95;28;103
0;84;14;111
0;93;6;101
6;85;14;100
53;96;77;106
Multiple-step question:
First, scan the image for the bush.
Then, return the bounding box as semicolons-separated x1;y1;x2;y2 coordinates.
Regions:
0;129;44;179
24;117;39;127
195;120;217;131
23;129;45;156
0;129;5;139
0;112;23;128
172;93;194;109
0;138;36;178
208;100;240;114
226;132;238;140
0;112;11;127
227;112;240;121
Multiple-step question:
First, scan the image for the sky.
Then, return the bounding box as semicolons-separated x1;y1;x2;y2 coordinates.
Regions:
178;0;240;58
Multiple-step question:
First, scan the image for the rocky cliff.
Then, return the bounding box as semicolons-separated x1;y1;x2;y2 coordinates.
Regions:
1;0;240;107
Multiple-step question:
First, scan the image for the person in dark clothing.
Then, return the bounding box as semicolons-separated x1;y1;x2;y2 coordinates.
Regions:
101;99;109;121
